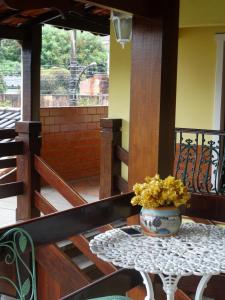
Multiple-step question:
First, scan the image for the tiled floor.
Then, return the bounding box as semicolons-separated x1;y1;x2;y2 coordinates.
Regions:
0;176;100;228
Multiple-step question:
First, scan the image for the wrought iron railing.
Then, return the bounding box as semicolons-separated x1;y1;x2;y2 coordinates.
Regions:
174;128;225;195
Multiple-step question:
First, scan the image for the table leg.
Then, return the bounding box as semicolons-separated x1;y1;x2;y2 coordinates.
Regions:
195;275;212;300
158;274;181;300
140;272;155;300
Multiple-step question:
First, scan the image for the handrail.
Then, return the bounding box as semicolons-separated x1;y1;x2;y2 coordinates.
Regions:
0;181;23;198
0;192;137;247
34;155;86;206
116;145;129;165
0;129;17;140
0;141;23;157
0;158;16;169
175;127;225;135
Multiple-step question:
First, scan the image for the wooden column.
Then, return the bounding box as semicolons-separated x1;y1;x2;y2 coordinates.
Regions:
21;25;42;121
16;121;41;220
128;1;179;187
99;118;122;199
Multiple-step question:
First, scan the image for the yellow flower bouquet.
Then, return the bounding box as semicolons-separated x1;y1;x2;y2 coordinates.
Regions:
131;174;190;209
131;175;190;236
131;174;190;237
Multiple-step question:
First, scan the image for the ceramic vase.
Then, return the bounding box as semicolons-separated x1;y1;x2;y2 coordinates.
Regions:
140;206;181;237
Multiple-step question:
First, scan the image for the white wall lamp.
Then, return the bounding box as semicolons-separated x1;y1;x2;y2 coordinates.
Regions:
111;10;132;49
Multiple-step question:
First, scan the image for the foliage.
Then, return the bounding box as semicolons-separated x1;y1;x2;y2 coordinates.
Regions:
42;26;107;72
0;74;6;93
0;26;108;75
41;25;71;68
41;67;70;94
0;39;21;62
131;174;190;209
0;40;21;75
76;31;107;72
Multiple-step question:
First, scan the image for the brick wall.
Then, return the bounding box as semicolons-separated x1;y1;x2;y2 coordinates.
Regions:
40;106;108;181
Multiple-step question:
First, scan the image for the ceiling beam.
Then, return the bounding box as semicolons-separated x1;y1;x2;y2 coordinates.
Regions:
1;0;75;11
20;11;60;28
2;0;169;19
0;25;27;39
76;0;166;18
47;15;109;35
0;9;21;22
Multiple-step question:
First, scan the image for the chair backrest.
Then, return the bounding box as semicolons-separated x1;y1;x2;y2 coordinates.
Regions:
60;269;142;300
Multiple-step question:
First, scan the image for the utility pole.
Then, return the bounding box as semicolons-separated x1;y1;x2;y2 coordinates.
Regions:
69;29;79;106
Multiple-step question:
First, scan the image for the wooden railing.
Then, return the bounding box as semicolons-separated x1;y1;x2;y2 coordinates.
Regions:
100;118;129;199
0;121;120;299
1;193;225;299
1;120;225;299
32;150;123;297
100;120;225;198
0;128;23;199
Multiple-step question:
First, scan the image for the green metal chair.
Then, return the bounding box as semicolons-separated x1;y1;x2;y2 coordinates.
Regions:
0;228;37;300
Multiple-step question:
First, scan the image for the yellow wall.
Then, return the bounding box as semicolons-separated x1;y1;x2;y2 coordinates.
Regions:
176;26;225;129
108;8;225;179
108;24;131;179
180;0;225;28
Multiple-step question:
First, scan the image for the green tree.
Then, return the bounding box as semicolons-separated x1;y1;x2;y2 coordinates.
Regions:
41;67;70;94
0;25;108;74
0;74;6;93
41;25;71;68
76;31;107;72
0;39;21;74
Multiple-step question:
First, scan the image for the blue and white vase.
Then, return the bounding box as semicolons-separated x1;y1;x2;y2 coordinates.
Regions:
140;206;181;237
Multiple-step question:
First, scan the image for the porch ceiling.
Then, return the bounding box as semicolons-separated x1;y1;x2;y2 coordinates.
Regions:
0;0;110;35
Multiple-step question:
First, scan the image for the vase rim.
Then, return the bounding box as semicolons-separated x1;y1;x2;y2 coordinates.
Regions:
141;206;179;211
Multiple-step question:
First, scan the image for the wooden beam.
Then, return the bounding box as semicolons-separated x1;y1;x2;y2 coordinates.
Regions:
0;181;23;198
36;244;89;294
21;25;41;121
115;175;128;193
37;264;61;300
100;118;122;199
35;191;117;275
34;155;86;206
34;191;57;215
175;289;192;300
22;11;60;28
2;0;172;19
61;269;143;300
0;158;16;169
0;168;16;184
128;1;179;187
2;0;75;11
0;192;138;246
0;129;17;140
75;0;165;18
0;25;26;40
185;193;225;222
47;14;109;35
0;141;23;157
116;145;129;166
16;122;41;220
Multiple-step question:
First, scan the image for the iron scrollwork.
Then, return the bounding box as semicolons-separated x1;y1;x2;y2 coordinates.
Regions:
0;228;37;300
175;129;225;195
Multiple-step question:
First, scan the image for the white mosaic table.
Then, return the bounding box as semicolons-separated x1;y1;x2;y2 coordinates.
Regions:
89;223;225;300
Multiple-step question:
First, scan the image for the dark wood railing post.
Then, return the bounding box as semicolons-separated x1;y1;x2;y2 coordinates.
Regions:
100;118;122;199
16;121;41;220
